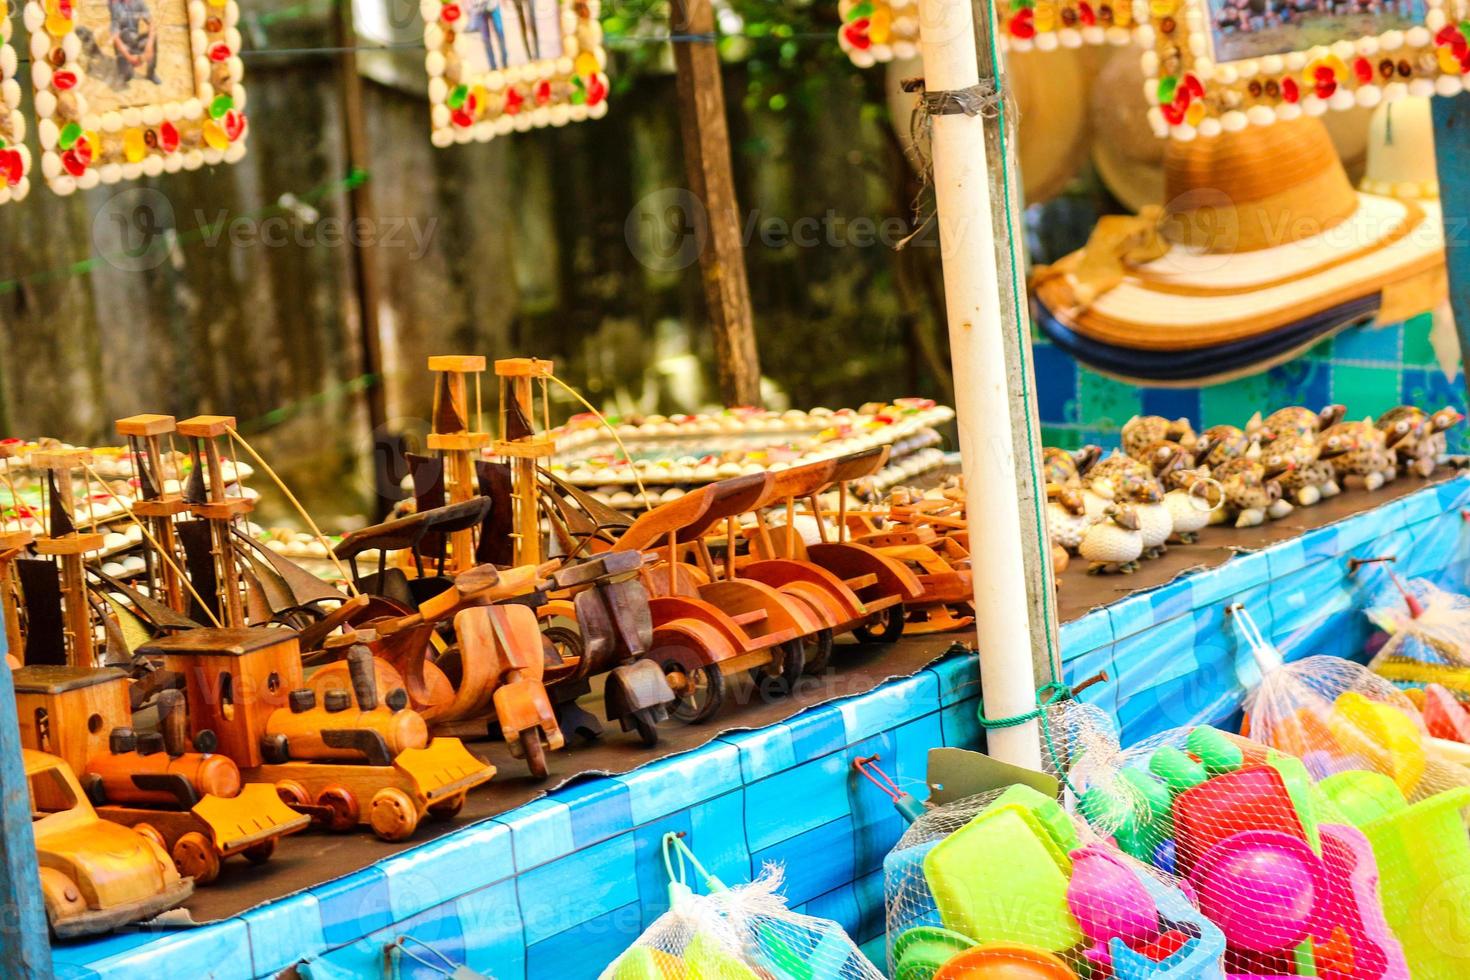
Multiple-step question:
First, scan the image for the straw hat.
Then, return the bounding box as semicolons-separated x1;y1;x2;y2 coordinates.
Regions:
1090;48;1372;214
886;46;1094;205
1034;116;1444;376
1361;97;1439;201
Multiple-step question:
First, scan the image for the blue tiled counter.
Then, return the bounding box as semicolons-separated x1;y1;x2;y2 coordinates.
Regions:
53;475;1470;979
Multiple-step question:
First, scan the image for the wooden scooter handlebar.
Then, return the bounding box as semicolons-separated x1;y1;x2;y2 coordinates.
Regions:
374;562;555;639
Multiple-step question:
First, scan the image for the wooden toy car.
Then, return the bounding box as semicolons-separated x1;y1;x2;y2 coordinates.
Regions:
139;627;495;841
25;748;193;938
12;664;309;883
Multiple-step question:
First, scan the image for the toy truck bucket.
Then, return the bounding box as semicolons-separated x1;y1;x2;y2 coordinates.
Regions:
193;783;310;854
393;738;496;804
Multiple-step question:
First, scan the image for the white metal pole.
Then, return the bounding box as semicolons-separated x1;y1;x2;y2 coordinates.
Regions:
917;0;1044;769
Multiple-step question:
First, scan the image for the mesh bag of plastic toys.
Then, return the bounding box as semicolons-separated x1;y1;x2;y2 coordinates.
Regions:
602;834;885;980
1055;669;1470;979
883;777;1226;979
1232;603;1470;802
1365;577;1470;699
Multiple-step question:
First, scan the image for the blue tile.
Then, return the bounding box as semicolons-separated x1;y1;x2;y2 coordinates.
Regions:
836;671;941;743
1060;611;1114;659
924;646;982;707
379;818;515;921
1140;388;1202;427
519;833;638;945
802;882;863;938
719;722;799;783
555;777;634;849
940;697;984;753
526;900;642;980
744;751;855;852
751;816;856;906
244;891;329;976
786;704;852;762
616;739;744;825
456;878;526;979
376;904;466;979
80;919;253;980
1033;344;1078;424
50;930;158;973
852;868;890;948
1332;322;1401;362
316;865;395;947
497;796;575;873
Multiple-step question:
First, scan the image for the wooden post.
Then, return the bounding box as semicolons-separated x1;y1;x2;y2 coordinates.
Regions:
427;357;492;573
335;0;392;520
0;663;52;979
1432;93;1470;398
117;415;190;614
671;0;763;407
968;0;1062;686
30;451;105;668
177;417;253;628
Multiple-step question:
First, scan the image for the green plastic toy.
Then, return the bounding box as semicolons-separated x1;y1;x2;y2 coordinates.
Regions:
1148;746;1209;796
923;802;1084;953
1315;770;1408;829
1186;726;1245;776
891;926;978;980
1264;751;1322;854
989;784;1080;854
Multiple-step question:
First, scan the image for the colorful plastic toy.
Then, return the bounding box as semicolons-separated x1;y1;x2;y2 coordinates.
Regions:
932;943;1077;979
1190;829;1325;953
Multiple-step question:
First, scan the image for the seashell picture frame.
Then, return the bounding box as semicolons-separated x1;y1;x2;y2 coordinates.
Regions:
422;0;609;147
0;1;30;204
1141;0;1470;139
23;0;247;195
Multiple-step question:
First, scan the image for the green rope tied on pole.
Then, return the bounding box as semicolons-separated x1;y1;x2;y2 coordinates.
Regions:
975;681;1073;730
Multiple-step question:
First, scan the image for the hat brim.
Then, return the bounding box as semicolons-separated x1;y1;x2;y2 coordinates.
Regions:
1034;194;1443;352
1034;293;1379;387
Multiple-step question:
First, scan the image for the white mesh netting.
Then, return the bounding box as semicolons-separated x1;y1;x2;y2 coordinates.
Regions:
883;779;1225;979
1366;578;1470;699
603;839;884;980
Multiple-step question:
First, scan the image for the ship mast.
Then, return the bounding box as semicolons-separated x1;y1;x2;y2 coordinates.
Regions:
0;443;34;662
177;416;252;628
30;449;105;667
116;414;190;614
494;358;556;567
427;356;492;574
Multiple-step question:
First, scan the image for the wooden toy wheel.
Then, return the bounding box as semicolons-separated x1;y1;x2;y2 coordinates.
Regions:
427;791;466;821
630;710;660;748
369;788;420;842
662;662;725;724
316;786;360;832
854;605;906;645
802;629;835;675
275;779;312;810
173;832;221;885
750;638;806;700
133;822;167;854
242;839;277;864
521;726;549;781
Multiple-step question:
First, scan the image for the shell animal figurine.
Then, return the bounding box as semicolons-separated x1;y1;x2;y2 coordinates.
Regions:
1163;477;1222;543
1319;419;1398;491
1212;457;1289;527
1121;416;1197;460
1080;504;1144;574
1259;436;1340;507
1377;405;1464;478
1084;452;1173;558
1193;424;1257;473
1248;404;1347;444
1136;440;1197;491
1043;446;1103;553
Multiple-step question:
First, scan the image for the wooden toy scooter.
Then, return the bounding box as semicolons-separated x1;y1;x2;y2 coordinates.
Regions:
139;629;495;840
847;484;975;635
593;477;817;723
12;664;307;882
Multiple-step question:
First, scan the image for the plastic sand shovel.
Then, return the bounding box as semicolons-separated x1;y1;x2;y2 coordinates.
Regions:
931;943;1077;979
923;803;1084;952
891;927;977;980
1354;786;1470;979
1315;823;1410;980
1314;770;1407;828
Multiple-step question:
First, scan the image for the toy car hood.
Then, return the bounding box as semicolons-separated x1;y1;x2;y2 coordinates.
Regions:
36;820;177;907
